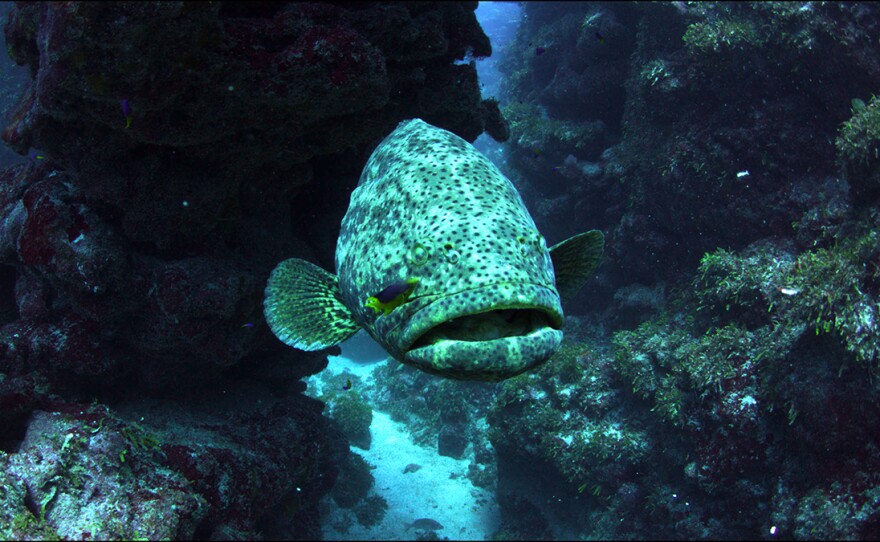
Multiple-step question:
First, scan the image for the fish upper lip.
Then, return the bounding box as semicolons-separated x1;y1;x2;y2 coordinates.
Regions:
397;282;563;353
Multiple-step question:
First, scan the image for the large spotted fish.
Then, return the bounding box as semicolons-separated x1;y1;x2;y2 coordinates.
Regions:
264;119;603;381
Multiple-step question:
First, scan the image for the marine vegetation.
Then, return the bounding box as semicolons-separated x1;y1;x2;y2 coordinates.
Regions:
364;358;500;487
315;371;373;450
503;101;607;160
490;213;880;538
696;213;880;367
489;329;650;523
327;391;373;451
838;95;880;167
488;1;880;539
352;494;389;529
0;2;500;536
836;94;880;200
330;451;375;509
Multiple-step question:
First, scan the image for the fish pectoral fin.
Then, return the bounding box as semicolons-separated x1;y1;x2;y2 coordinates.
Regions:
549;229;604;301
263;258;360;351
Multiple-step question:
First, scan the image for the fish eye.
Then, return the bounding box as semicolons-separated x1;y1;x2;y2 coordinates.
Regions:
441;242;460;263
517;235;531;256
409;242;431;266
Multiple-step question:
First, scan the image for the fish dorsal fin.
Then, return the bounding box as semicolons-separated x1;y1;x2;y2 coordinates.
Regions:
549;229;604;301
263;258;361;351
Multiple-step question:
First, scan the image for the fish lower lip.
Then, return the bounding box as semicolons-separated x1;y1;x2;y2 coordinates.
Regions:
404;320;563;381
397;283;563;349
391;283;564;379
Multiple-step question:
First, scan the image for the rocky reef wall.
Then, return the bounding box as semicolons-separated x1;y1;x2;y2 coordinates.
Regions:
0;2;502;538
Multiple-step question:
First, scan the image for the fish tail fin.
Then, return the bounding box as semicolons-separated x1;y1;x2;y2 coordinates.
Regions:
263;258;361;350
549;229;604;301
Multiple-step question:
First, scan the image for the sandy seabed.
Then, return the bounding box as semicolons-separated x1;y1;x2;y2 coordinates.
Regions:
314;353;501;541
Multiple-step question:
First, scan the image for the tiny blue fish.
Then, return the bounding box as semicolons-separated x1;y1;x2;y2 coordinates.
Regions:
27;148;45;161
535;46;546;56
120;98;133;128
342;378;352;391
595;31;606;44
241;322;254;328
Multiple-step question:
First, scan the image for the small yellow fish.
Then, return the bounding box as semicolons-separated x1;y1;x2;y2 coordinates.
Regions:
365;278;419;316
121;98;133;128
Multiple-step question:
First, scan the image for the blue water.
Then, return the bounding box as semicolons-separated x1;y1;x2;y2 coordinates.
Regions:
473;2;523;175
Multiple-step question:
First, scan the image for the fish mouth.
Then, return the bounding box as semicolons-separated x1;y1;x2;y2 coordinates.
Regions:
399;284;563;381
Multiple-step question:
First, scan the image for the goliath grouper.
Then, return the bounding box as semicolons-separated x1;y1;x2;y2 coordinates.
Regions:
264;119;603;381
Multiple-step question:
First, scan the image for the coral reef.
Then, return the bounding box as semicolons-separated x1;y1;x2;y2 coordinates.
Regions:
367;359;501;490
328;392;373;451
0;386;347;539
371;360;495;453
0;0;500;393
836;94;880;201
488;325;650;538
499;2;880;297
488;2;880;539
0;1;502;537
353;494;389;529
612;1;880;284
330;451;375;509
3;0;879;538
488;220;880;538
